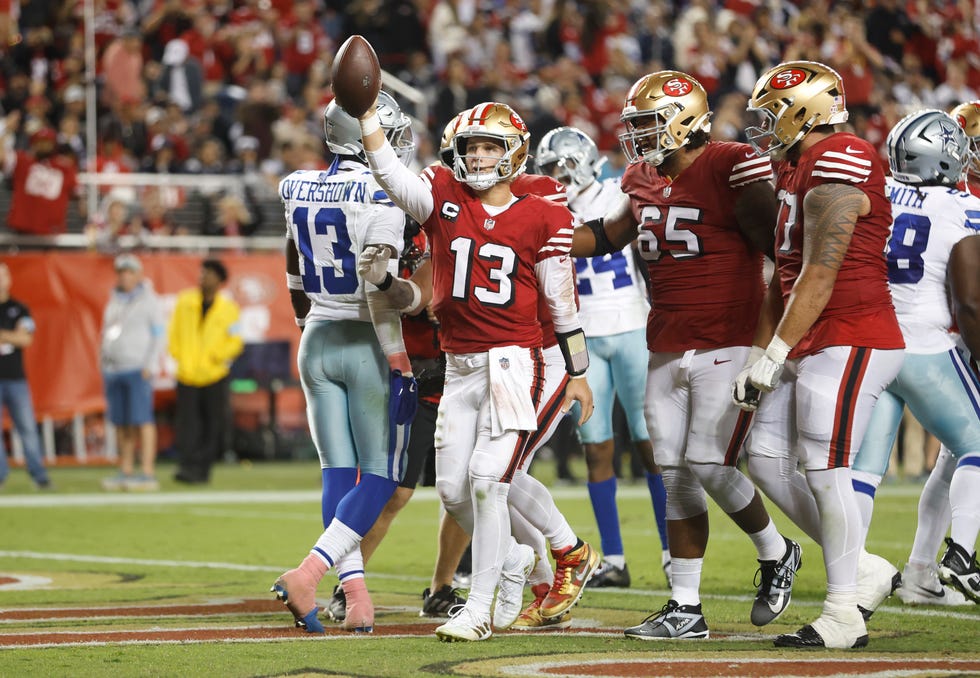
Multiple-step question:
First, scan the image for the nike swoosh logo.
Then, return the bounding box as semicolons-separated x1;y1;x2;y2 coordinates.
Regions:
912;584;945;598
714;359;732;365
845;145;863;154
745;151;756;159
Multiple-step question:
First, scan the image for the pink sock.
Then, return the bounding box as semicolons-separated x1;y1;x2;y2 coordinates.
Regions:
300;553;328;580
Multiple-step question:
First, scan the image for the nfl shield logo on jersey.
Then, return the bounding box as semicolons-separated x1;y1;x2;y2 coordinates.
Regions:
663;186;671;198
484;218;496;231
499;357;509;370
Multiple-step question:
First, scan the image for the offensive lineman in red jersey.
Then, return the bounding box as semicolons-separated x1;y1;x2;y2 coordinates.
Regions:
357;100;597;642
572;71;802;640
734;61;905;649
951;100;980;198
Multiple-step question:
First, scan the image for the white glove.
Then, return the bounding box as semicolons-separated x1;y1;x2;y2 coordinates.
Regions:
749;335;792;392
732;345;766;411
357;245;390;286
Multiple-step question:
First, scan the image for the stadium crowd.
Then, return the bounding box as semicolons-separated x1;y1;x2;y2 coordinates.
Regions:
1;0;980;237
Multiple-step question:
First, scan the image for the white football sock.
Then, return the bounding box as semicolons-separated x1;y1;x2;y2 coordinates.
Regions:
312;519;361;568
949;458;980;552
909;448;955;566
509;504;552;586
850;468;882;547
335;547;365;582
807;467;860;592
671;557;702;606
747;454;822;544
749;518;786;562
508;470;576;551
467;478;512;614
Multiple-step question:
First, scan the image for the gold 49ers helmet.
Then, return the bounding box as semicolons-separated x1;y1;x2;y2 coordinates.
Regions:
452;102;531;190
619;71;712;167
950;100;980;175
439;109;468;167
745;61;848;159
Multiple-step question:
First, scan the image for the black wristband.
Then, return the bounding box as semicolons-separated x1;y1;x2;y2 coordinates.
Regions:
555;328;589;376
584;218;617;256
375;272;394;291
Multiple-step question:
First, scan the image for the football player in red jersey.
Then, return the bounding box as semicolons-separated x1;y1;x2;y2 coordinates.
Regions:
572;71;802;640
735;61;905;649
951;100;980;198
357;100;597;642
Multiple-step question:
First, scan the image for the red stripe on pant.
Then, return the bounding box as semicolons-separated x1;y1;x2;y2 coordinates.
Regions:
501;348;546;483
517;371;571;472
829;347;871;469
723;409;754;466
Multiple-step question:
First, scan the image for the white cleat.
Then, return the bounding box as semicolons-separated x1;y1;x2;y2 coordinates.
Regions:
897;562;971;606
493;543;536;630
856;550;900;620
435;605;493;642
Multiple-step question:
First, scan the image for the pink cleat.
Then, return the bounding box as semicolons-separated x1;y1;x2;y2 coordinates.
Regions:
271;564;325;634
340;577;375;633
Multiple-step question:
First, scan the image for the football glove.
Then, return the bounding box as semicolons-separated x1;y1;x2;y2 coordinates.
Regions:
388;369;418;426
732;346;766;412
748;335;792;393
358;245;390;287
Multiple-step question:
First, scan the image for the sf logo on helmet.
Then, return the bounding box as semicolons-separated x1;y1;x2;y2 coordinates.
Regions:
663;77;693;97
769;68;807;90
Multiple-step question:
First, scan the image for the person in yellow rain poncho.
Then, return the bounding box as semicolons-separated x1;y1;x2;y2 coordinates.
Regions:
169;259;243;484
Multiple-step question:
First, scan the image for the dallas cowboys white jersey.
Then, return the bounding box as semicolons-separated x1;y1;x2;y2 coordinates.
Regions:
280;159;404;323
885;178;980;353
569;178;650;337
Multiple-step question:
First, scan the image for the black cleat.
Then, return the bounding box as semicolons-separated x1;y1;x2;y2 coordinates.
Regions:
420;585;467;618
624;600;709;640
751;537;802;626
938;537;980;604
774;623;868;649
586;560;631;588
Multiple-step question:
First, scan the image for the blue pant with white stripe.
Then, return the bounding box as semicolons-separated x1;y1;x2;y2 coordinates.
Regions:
298;319;409;480
854;348;980;478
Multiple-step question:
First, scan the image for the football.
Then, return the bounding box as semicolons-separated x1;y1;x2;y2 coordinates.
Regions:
331;35;381;119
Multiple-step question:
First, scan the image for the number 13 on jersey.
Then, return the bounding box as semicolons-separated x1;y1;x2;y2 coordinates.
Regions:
292;206;358;295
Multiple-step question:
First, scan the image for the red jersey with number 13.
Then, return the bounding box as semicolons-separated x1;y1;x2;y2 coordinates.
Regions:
621;141;773;352
773;133;903;358
419;165;574;354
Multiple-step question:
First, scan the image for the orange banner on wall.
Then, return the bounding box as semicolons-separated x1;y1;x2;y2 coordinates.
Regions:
4;252;297;419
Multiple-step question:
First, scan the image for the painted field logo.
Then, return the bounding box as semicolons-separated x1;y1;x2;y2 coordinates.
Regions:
663;77;693;97
770;68;807;90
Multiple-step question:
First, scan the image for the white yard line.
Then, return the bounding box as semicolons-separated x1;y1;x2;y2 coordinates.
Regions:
0;483;926;509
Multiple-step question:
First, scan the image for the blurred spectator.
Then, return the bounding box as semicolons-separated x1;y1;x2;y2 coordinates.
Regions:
183;137;228;174
864;0;911;71
205;193;256;238
934;60;978;111
279;0;331;99
141;134;181;174
428;0;469;73
825;14;885;118
100;254;164;492
0;116;79;236
101;28;146;108
168;259;243;484
892;53;938;111
153;39;204;114
0;263;51;491
85;189;139;252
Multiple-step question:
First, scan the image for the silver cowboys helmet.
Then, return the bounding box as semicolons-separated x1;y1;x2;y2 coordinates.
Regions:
535;126;602;190
886;109;968;186
324;90;415;165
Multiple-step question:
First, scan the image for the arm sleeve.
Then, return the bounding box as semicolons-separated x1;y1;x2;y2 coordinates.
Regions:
366;288;411;373
535;256;581;333
144;293;166;373
366;142;435;225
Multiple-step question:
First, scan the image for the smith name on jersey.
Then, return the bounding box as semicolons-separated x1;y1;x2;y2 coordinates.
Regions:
886;179;980;354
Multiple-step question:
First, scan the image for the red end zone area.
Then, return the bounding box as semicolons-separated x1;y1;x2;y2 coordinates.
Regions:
0;599;977;677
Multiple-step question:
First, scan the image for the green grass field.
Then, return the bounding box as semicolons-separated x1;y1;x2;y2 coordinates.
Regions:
0;460;977;677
